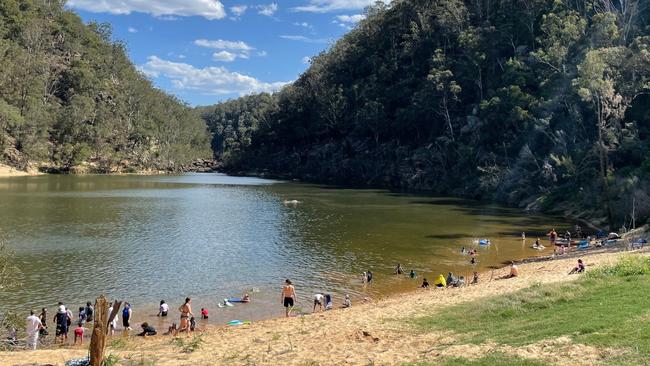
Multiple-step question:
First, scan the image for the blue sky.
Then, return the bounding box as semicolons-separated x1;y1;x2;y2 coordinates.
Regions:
66;0;388;106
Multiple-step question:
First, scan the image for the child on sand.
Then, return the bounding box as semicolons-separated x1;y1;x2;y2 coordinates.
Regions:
421;278;430;288
433;274;446;288
569;259;586;274
201;308;208;319
342;294;351;308
508;262;519;278
325;294;333;310
138;322;157;337
446;272;459;287
164;323;177;336
73;322;84;345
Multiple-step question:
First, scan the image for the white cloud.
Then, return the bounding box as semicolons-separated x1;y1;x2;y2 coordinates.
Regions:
257;3;278;16
332;14;365;30
67;0;226;20
293;22;313;29
127;27;138;33
213;51;238;62
156;15;179;21
195;39;265;60
178;54;187;59
293;0;390;13
230;5;248;17
257;51;268;57
280;35;330;44
139;56;289;95
302;56;312;65
336;14;366;23
194;39;254;51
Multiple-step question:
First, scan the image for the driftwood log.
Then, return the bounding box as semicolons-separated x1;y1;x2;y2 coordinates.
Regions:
89;296;119;366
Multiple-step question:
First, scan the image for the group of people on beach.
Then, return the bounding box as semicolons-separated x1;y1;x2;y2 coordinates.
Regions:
15;301;95;350
14;296;221;350
281;279;352;317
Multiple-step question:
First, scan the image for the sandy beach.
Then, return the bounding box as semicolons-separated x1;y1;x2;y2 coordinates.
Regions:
0;164;39;178
1;246;645;366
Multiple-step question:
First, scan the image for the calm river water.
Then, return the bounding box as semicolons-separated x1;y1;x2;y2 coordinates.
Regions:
0;174;565;327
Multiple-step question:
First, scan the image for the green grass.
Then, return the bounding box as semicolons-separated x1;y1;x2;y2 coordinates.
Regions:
413;256;650;365
109;337;128;350
410;352;548;366
172;334;205;353
103;354;120;366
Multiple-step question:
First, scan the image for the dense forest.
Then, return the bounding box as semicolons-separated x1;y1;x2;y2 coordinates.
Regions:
0;0;211;173
200;0;650;228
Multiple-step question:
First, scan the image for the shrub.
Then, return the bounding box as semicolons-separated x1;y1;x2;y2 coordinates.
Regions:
588;256;650;278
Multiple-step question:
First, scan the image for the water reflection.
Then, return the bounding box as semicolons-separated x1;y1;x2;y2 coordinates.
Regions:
0;174;565;325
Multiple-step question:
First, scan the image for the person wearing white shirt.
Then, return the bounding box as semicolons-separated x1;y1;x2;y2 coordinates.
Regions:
25;310;43;350
313;293;324;312
157;300;169;317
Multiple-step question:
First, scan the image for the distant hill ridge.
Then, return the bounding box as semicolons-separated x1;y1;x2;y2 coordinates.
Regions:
0;0;211;173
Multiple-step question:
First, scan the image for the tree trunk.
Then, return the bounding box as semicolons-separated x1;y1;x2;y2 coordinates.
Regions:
90;296;109;366
596;95;614;228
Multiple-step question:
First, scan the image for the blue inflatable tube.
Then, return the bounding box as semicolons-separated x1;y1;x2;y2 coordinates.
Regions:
226;298;250;303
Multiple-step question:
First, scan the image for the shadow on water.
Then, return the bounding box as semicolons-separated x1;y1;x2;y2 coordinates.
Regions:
309;185;569;231
425;233;470;240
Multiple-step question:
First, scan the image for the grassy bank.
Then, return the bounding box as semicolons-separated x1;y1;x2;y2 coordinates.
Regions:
415;353;547;366
413;256;650;365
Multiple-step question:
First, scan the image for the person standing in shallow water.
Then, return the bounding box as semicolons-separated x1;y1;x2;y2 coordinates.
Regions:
84;301;94;322
281;279;296;317
157;300;169;317
38;308;48;337
54;306;69;343
107;303;118;336
25;310;43;350
178;297;193;335
122;302;133;330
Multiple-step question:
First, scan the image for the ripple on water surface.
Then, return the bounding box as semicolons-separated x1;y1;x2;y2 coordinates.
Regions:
0;173;566;324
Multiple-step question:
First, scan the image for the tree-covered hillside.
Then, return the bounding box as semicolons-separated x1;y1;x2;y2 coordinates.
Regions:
196;93;276;161
0;0;211;173
202;0;650;228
